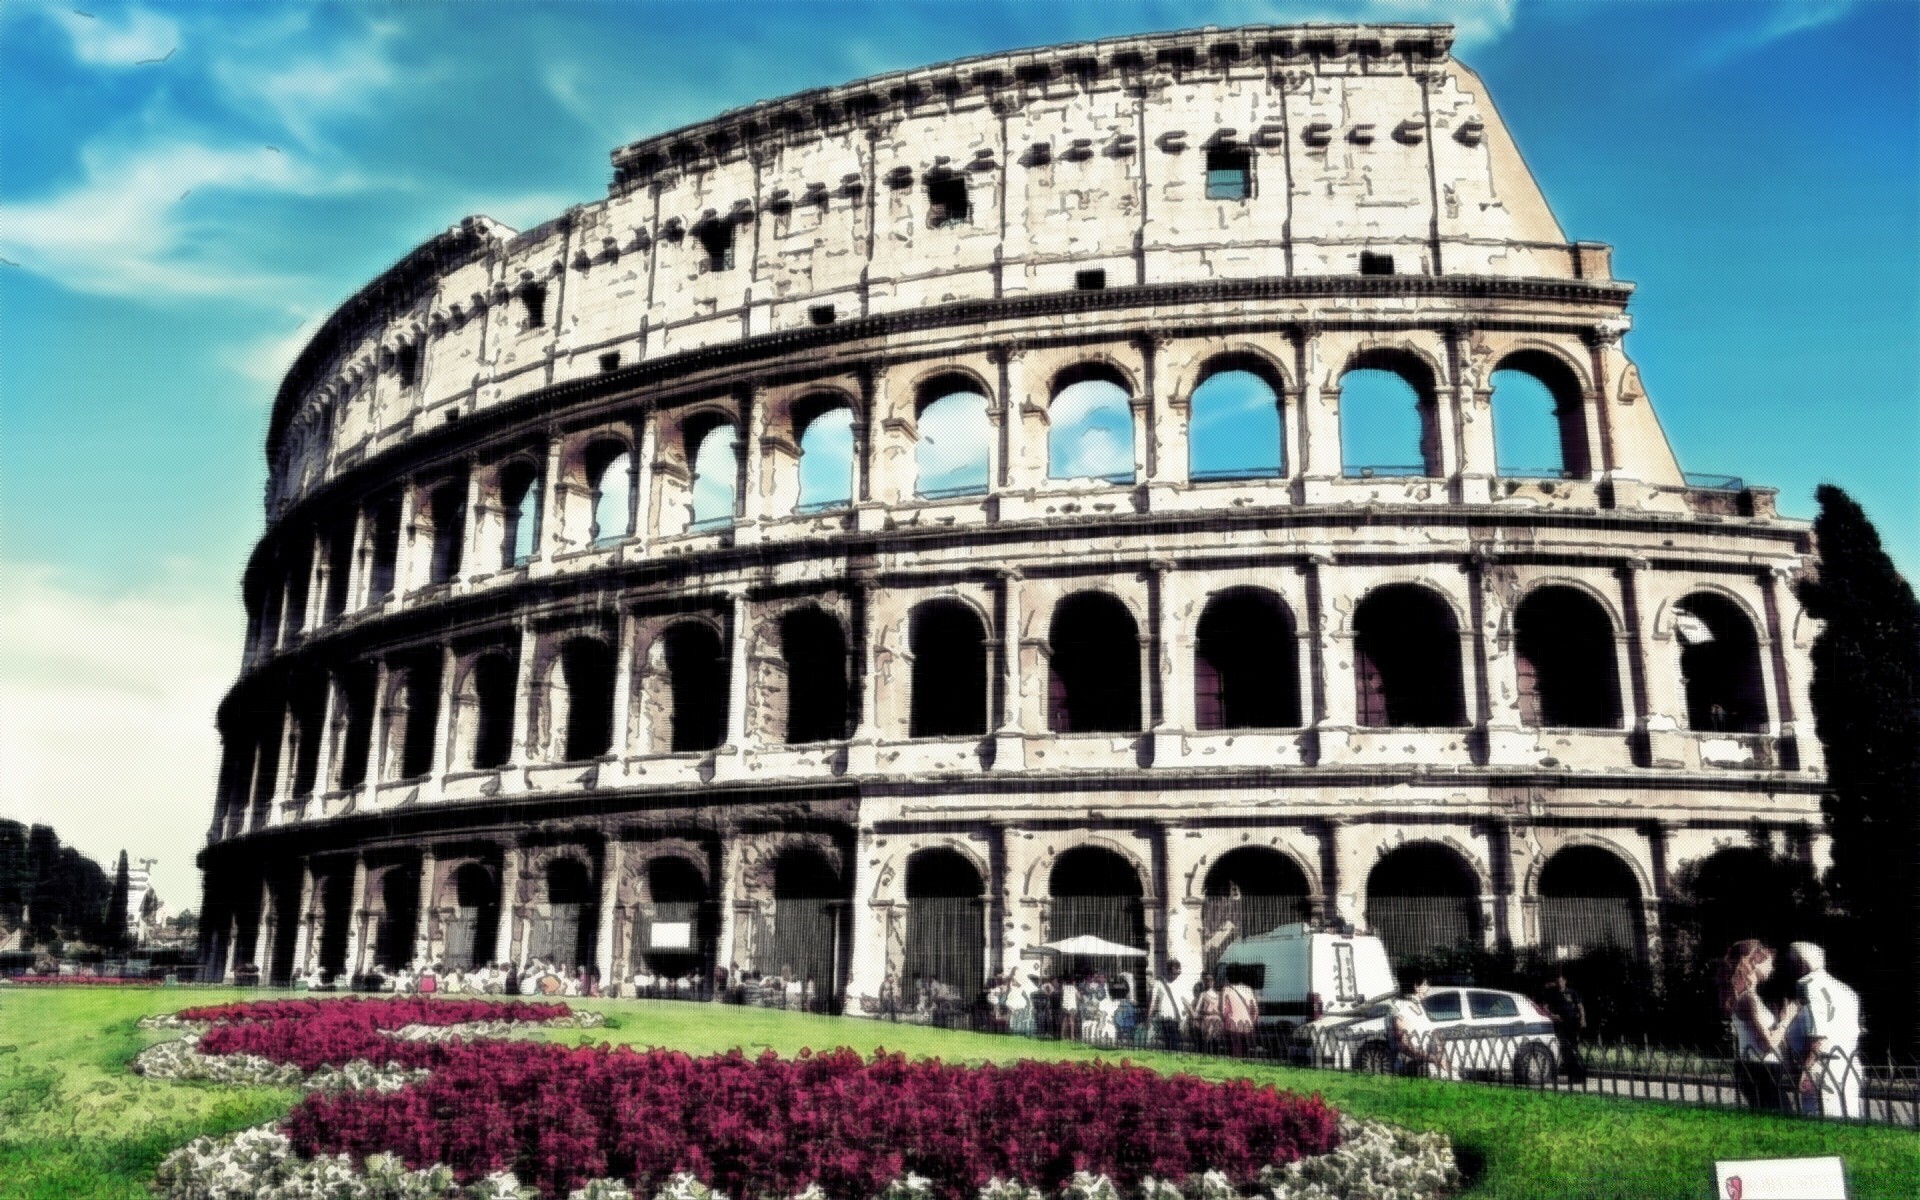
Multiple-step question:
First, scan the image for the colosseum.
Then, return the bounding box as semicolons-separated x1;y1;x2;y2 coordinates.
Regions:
199;23;1827;1013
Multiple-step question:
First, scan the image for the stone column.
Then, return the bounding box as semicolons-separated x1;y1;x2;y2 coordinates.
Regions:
595;839;624;993
269;700;298;826
1141;333;1187;494
492;846;520;966
712;830;745;993
993;348;1026;491
459;462;482;587
538;437;563;562
509;622;539;767
392;482;418;600
993;570;1025;770
289;861;316;977
428;645;458;794
1151;562;1188;765
364;658;390;794
715;591;753;777
344;855;370;983
735;383;762;525
413;849;437;969
633;414;658;550
251;878;274;977
346;505;371;612
312;674;341;797
221;908;242;983
609;611;638;760
304;530;328;633
1296;326;1341;502
1449;326;1496;504
845;824;888;1011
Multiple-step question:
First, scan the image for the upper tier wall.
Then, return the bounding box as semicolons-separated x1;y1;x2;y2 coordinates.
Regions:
266;24;1623;516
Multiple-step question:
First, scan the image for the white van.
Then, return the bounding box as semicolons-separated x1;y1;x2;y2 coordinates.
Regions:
1213;922;1397;1040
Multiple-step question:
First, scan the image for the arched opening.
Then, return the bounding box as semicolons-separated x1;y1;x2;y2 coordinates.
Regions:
1048;366;1135;483
663;622;727;752
316;869;355;982
915;382;990;497
694;217;735;272
396;656;443;780
1353;584;1466;728
769;846;848;1010
1195;588;1301;730
636;856;711;981
1048;845;1147;998
527;856;596;970
1492;352;1590;479
283;542;311;633
925;166;971;227
1674;592;1768;733
1188;363;1284;480
1339;354;1439;478
688;420;739;528
795;398;855;512
427;480;466;584
443;863;500;971
1365;843;1483;962
374;864;420;972
908;600;989;737
1047;592;1141;734
904;848;986;1006
268;875;301;985
323;521;355;619
558;638;615;761
366;495;403;601
781;606;850;744
468;654;516;770
335;665;377;790
1202;847;1312;964
1537;846;1645;961
1515;587;1622;729
586;440;634;546
499;460;542;568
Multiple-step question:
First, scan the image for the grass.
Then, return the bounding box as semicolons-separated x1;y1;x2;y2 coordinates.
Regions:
1;986;1916;1200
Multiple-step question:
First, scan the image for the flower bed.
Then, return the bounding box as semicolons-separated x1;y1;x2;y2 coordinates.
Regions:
286;1046;1341;1199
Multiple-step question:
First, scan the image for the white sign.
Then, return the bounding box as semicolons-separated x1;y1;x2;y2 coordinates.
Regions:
1714;1156;1847;1200
649;922;692;950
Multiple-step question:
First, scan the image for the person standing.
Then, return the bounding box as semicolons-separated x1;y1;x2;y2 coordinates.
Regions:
1541;971;1589;1085
1221;973;1259;1057
1059;975;1081;1041
1194;977;1224;1053
1715;940;1799;1111
1388;979;1451;1078
1148;962;1189;1052
1786;942;1864;1118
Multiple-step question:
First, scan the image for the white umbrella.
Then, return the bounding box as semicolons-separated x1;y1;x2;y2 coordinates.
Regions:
1033;934;1148;958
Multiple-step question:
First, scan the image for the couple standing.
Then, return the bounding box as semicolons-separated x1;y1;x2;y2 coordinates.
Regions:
1719;940;1863;1118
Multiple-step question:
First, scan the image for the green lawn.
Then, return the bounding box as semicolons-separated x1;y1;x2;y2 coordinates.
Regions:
1;986;1915;1200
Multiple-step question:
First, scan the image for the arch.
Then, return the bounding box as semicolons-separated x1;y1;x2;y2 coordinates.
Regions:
1339;348;1439;478
662;620;728;752
794;398;855;512
585;438;635;546
903;847;987;1004
315;867;355;981
1047;591;1142;734
780;605;850;744
1194;587;1301;730
527;854;596;969
908;598;990;738
465;653;517;770
637;855;711;978
1201;846;1312;961
1353;584;1467;728
426;478;467;584
556;637;615;761
1491;349;1591;479
365;494;403;601
394;655;443;780
1048;844;1147;996
323;520;356;619
1188;358;1286;481
1536;844;1646;961
1674;591;1768;732
1048;365;1135;483
1365;841;1483;962
688;419;739;527
769;844;849;1006
334;664;377;790
1514;585;1623;729
915;386;991;498
498;458;542;568
374;863;420;972
444;862;500;971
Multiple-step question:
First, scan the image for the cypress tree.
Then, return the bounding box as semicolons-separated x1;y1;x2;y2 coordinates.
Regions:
1796;484;1920;1056
107;850;132;954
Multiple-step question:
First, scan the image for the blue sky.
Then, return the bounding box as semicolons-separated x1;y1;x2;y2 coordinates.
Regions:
2;0;1914;907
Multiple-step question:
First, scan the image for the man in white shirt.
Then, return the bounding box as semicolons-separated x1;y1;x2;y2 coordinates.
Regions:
1148;961;1189;1052
1388;979;1452;1077
1787;942;1863;1118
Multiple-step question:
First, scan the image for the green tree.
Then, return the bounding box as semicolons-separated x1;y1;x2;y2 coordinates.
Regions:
106;849;131;953
1797;484;1920;1057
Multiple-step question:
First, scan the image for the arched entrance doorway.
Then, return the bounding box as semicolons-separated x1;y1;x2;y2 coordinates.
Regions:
1365;844;1483;962
903;848;987;1007
1201;847;1312;967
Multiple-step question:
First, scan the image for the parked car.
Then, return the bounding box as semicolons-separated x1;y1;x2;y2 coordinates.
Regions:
1213;922;1398;1045
1303;985;1561;1085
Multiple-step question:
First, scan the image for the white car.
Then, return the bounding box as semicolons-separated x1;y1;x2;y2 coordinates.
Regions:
1302;986;1562;1085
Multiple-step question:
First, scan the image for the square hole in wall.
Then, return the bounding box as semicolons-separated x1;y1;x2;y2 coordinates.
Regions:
1360;251;1395;276
1075;268;1107;291
809;304;836;326
599;351;621;373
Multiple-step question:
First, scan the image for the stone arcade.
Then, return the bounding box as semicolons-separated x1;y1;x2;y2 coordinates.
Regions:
200;24;1825;1011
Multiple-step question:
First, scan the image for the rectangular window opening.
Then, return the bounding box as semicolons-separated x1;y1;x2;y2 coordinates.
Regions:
599;351;621;373
1205;147;1252;200
809;304;836;326
521;283;547;328
1360;251;1395;276
1074;268;1107;291
926;173;971;227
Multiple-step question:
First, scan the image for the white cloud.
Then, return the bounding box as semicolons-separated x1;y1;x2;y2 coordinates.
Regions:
1;139;362;299
210;21;404;148
0;562;240;915
1687;0;1855;72
53;5;179;67
222;315;320;391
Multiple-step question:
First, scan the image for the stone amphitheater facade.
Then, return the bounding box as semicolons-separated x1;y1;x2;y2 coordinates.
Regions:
200;24;1826;1011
